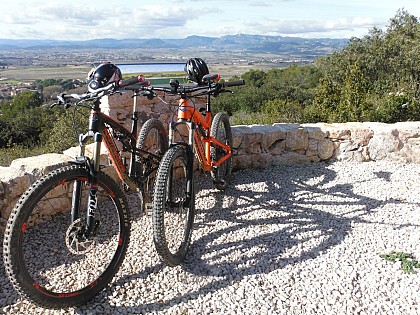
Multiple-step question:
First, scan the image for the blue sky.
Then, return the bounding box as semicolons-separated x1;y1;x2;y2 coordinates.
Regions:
1;0;419;40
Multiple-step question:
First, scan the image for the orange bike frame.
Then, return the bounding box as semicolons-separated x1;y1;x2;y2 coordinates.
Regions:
175;97;231;172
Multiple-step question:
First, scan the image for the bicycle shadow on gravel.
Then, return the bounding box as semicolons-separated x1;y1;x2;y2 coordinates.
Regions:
184;162;385;278
81;161;418;314
1;162;417;314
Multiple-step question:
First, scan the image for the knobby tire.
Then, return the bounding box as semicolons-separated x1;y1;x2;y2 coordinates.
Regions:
210;112;233;190
136;118;168;208
2;165;130;308
152;145;194;266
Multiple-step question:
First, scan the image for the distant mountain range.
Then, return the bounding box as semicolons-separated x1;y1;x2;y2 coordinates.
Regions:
0;34;348;55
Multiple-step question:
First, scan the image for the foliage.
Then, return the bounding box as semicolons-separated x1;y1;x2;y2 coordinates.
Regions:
0;145;49;167
214;9;419;125
0;91;43;119
0;86;89;160
380;252;420;274
35;78;82;91
0;92;52;147
43;105;90;153
213;64;321;119
308;9;420;122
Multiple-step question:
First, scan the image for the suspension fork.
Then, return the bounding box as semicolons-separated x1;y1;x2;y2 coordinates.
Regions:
71;104;102;237
167;120;195;208
85;132;102;236
128;92;139;179
70;132;88;224
70;132;102;237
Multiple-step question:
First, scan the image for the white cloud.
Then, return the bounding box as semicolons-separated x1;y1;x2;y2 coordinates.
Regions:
241;17;380;36
34;4;105;25
0;0;418;40
110;5;220;38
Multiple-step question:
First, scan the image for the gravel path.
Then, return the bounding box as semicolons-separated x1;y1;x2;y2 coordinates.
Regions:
1;161;419;314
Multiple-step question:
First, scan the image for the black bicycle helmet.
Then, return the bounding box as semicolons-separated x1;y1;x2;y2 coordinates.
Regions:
87;62;122;92
184;58;209;85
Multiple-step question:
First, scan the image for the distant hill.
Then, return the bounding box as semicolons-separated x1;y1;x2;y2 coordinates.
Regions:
0;34;348;55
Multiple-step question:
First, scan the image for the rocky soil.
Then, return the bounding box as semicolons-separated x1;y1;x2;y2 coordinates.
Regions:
1;161;419;314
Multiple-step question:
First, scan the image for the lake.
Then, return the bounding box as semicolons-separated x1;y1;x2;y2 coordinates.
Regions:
117;63;185;74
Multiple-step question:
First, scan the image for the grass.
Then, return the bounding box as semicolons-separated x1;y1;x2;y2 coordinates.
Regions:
229;111;284;126
380;251;420;274
0;146;51;167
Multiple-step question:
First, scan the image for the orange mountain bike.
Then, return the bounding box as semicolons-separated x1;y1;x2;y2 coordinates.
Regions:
131;73;244;266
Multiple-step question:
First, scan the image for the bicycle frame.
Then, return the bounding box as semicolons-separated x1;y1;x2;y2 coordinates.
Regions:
168;92;232;172
71;94;160;234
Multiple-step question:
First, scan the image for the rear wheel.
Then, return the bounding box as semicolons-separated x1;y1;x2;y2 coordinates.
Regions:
210;112;233;190
3;165;130;308
152;145;195;266
136;118;168;211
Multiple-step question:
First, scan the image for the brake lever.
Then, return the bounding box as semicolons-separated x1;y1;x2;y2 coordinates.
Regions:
142;90;156;100
51;93;65;108
51;93;74;109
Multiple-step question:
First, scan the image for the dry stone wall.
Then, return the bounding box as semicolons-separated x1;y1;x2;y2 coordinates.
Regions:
1;91;419;229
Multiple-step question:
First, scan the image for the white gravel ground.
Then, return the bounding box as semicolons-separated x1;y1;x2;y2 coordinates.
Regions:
1;160;419;315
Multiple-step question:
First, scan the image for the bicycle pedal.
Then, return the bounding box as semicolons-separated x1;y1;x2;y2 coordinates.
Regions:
144;203;153;215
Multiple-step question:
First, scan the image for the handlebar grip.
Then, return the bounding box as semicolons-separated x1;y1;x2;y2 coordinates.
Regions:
124;80;151;90
119;75;146;87
202;73;221;83
223;80;245;87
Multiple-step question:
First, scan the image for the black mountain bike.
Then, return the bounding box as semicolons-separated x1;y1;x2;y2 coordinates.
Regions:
3;73;167;308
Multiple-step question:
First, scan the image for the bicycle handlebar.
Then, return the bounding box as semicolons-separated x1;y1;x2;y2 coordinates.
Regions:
52;75;150;108
52;73;244;108
119;75;149;88
124;74;245;96
222;80;246;87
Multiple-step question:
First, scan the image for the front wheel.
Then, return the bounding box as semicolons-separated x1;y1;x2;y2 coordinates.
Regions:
152;145;195;266
210;112;233;190
3;165;130;308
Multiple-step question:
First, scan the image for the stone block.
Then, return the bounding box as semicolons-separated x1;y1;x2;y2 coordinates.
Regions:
231;127;243;150
400;137;420;163
272;123;300;132
249;125;287;150
324;123;352;140
0;167;31;220
269;140;286;155
285;128;308;151
301;123;329;139
368;128;403;162
9;153;72;179
232;125;264;153
272;151;320;165
317;139;335;160
306;139;318;157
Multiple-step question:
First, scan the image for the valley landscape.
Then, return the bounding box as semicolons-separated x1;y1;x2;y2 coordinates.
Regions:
0;34;348;81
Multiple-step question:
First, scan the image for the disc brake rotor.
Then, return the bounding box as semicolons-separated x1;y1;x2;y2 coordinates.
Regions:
65;218;95;255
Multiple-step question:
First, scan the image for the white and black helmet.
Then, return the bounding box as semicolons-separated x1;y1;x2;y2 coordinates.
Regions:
184;58;209;85
87;62;122;92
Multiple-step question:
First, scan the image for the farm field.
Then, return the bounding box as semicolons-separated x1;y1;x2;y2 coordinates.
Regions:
0;61;289;82
0;65;93;81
